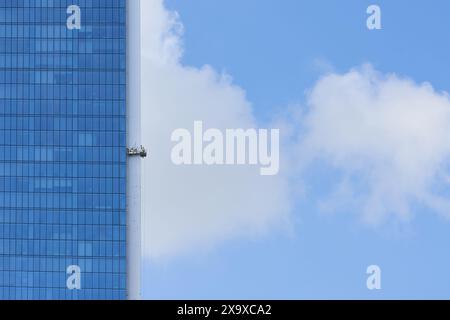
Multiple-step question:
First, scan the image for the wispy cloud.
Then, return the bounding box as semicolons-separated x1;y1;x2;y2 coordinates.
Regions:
141;0;291;260
141;0;450;260
297;65;450;224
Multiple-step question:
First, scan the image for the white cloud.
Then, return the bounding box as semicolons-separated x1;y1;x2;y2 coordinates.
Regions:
140;0;291;260
140;0;450;260
298;65;450;225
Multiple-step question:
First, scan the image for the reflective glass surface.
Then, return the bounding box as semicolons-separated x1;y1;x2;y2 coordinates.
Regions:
0;0;127;300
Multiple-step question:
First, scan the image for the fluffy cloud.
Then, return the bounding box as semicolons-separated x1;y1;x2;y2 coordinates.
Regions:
298;65;450;224
141;0;450;260
140;0;291;260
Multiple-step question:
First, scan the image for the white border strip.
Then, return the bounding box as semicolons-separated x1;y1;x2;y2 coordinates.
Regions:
126;0;142;300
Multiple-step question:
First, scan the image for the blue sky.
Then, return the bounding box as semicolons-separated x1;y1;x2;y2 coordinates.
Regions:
166;0;450;120
143;0;450;299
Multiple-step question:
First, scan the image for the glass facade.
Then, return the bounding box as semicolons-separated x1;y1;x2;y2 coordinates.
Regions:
0;0;127;299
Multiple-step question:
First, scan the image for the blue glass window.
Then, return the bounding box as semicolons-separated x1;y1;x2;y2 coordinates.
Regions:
0;0;127;300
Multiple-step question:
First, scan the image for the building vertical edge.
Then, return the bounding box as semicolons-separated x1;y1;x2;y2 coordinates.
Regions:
126;0;142;300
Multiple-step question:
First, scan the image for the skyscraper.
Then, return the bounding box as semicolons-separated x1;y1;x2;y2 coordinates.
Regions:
0;0;140;300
